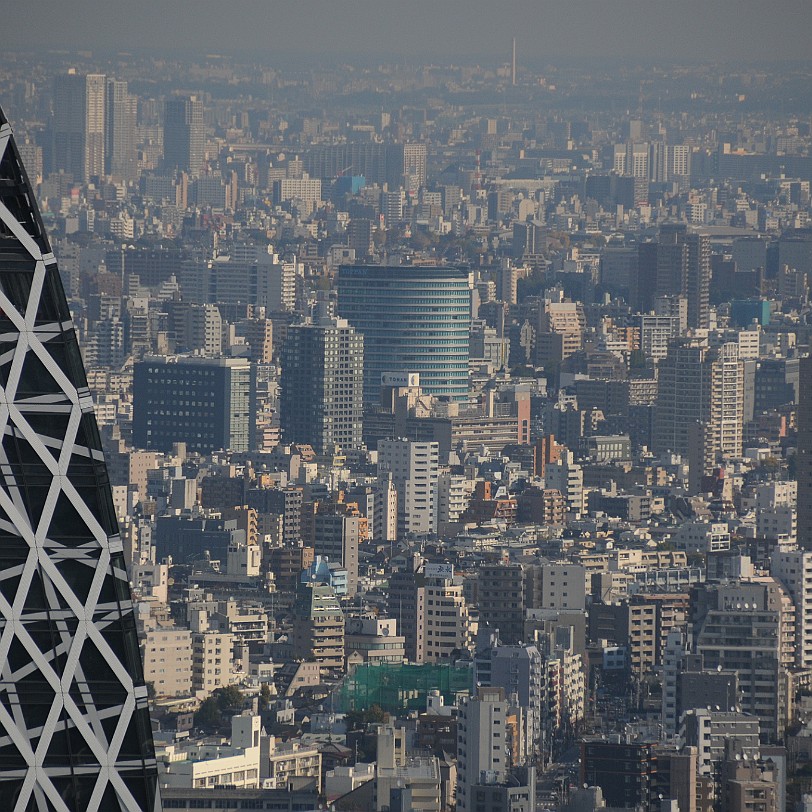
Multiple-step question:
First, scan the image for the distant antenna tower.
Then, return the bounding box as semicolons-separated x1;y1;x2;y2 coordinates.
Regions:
512;37;517;86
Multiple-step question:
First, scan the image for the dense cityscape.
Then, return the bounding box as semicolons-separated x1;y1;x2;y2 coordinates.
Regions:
2;35;812;812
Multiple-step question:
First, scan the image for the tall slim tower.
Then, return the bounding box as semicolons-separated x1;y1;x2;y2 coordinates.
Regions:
105;79;137;180
0;108;159;810
163;95;204;176
280;314;364;454
511;37;517;86
53;71;106;182
659;223;710;329
457;687;509;812
655;338;743;488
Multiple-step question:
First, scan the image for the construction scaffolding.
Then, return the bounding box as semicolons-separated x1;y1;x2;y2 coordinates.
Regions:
333;663;472;714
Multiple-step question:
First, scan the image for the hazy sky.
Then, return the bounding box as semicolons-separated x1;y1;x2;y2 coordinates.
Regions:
7;0;812;63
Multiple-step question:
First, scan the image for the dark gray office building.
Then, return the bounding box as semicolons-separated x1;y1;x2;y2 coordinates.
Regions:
133;356;253;454
163;95;204;176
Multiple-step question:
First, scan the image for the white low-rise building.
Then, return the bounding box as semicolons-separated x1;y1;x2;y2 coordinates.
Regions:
159;715;261;790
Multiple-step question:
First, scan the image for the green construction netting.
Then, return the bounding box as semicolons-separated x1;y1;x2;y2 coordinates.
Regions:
333;663;472;714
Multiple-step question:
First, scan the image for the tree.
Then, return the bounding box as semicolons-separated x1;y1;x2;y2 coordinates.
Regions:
345;703;388;731
259;683;272;711
628;349;647;370
194;697;222;732
215;685;245;714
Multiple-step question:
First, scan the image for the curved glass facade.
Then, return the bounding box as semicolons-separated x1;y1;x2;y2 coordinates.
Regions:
337;265;471;405
0;107;159;811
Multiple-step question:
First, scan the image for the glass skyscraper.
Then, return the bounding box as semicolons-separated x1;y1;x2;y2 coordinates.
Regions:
0;108;159;810
336;265;471;405
163;95;204;177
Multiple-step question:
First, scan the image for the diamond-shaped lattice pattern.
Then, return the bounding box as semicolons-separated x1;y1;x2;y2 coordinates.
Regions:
0;109;159;811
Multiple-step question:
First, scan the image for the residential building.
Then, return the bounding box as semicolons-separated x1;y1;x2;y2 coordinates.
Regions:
191;622;234;696
424;571;475;662
388;554;427;663
457;687;535;812
580;740;658;811
378;439;440;537
654;339;743;487
312;511;361;596
142;626;193;697
261;737;322;790
477;563;532;645
291;581;345;672
105;78;137;179
345;617;406;664
771;550;812;669
159;715;261;790
691;580;794;741
280;314;364;453
798;355;812;549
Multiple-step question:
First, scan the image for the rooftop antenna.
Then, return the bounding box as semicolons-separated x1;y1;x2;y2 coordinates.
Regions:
512;38;517;86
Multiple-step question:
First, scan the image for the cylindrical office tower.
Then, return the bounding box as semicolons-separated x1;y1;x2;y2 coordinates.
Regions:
337;265;471;405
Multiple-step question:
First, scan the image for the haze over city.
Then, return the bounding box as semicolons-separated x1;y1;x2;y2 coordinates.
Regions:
6;0;812;62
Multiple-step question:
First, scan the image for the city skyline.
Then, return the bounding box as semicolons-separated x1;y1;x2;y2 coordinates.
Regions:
2;12;812;811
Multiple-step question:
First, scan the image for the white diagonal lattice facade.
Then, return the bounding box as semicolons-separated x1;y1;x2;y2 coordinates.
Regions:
0;109;160;811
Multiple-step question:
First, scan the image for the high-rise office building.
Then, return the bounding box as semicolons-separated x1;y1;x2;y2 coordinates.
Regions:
337;265;470;404
132;356;253;454
105;79;137;180
0;106;158;810
797;355;812;549
53;71;106;182
163;95;204;176
280;315;364;454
